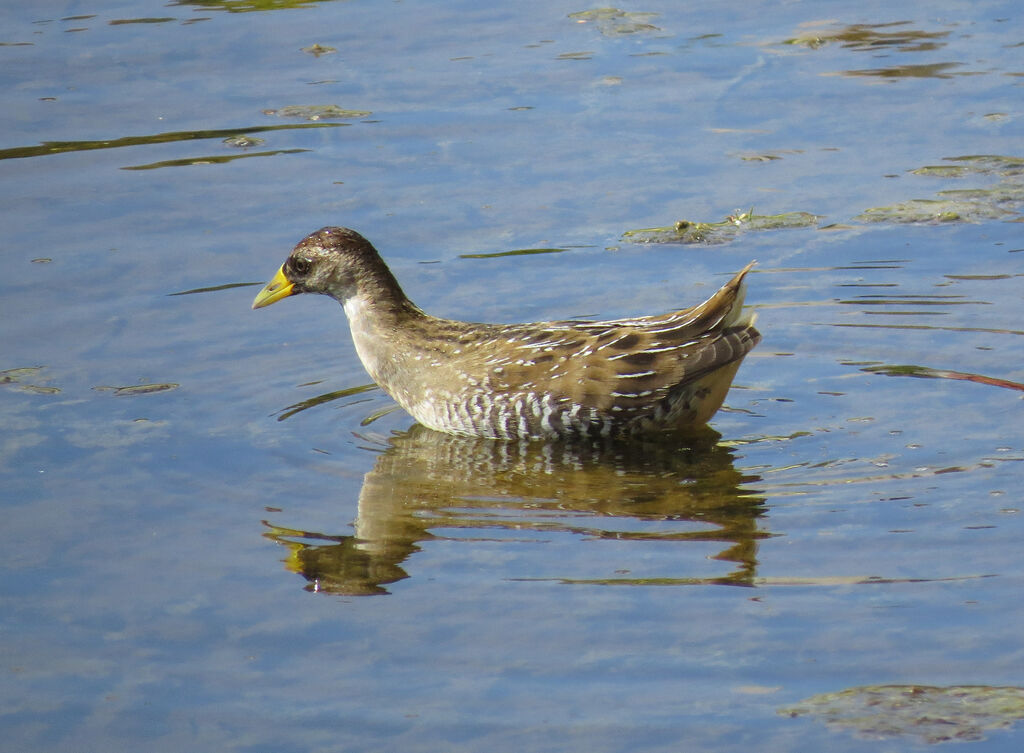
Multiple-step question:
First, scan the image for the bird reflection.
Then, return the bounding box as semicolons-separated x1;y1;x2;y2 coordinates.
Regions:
263;424;769;595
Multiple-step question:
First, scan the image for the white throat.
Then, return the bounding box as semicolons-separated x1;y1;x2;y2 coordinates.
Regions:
343;295;383;379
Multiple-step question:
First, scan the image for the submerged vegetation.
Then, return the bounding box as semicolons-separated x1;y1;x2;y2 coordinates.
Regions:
262;105;373;121
857;155;1024;224
568;8;661;36
781;685;1024;744
0;366;60;395
623;210;821;244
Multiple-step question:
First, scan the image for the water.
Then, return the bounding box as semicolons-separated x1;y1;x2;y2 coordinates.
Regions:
2;1;1023;750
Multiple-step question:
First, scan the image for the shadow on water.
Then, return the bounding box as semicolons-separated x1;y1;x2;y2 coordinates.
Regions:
263;424;770;595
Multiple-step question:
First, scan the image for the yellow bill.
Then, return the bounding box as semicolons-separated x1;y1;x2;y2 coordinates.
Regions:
252;266;295;309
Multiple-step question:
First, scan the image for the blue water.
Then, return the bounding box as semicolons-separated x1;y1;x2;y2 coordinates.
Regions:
2;0;1023;750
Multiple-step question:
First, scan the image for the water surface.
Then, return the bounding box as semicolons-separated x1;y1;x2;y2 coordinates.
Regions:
2;0;1023;750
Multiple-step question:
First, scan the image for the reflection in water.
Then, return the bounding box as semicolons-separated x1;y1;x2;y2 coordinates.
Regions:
0;123;340;162
264;425;768;595
784;22;951;52
121;148;310;171
780;21;987;81
169;0;338;12
781;684;1024;744
842;62;969;80
274;382;379;422
862;364;1024;393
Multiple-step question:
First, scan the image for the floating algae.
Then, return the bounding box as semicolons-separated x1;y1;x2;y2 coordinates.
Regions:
781;684;1024;744
623;209;821;245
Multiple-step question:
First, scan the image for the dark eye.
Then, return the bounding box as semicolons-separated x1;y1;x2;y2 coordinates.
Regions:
287;256;312;277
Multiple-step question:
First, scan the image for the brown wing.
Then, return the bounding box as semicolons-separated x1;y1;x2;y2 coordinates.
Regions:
449;263;759;423
552;263;757;415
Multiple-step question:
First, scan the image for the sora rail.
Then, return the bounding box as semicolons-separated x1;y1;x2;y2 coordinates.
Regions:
253;226;760;440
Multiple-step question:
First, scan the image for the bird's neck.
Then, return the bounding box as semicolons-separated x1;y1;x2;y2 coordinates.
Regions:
342;292;429;398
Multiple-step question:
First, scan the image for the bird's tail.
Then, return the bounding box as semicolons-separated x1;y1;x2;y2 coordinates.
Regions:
708;261;757;330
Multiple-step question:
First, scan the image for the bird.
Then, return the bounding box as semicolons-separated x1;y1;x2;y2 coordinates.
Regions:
252;226;760;440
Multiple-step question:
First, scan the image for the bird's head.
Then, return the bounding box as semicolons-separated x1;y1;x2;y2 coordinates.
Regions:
252;226;392;309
